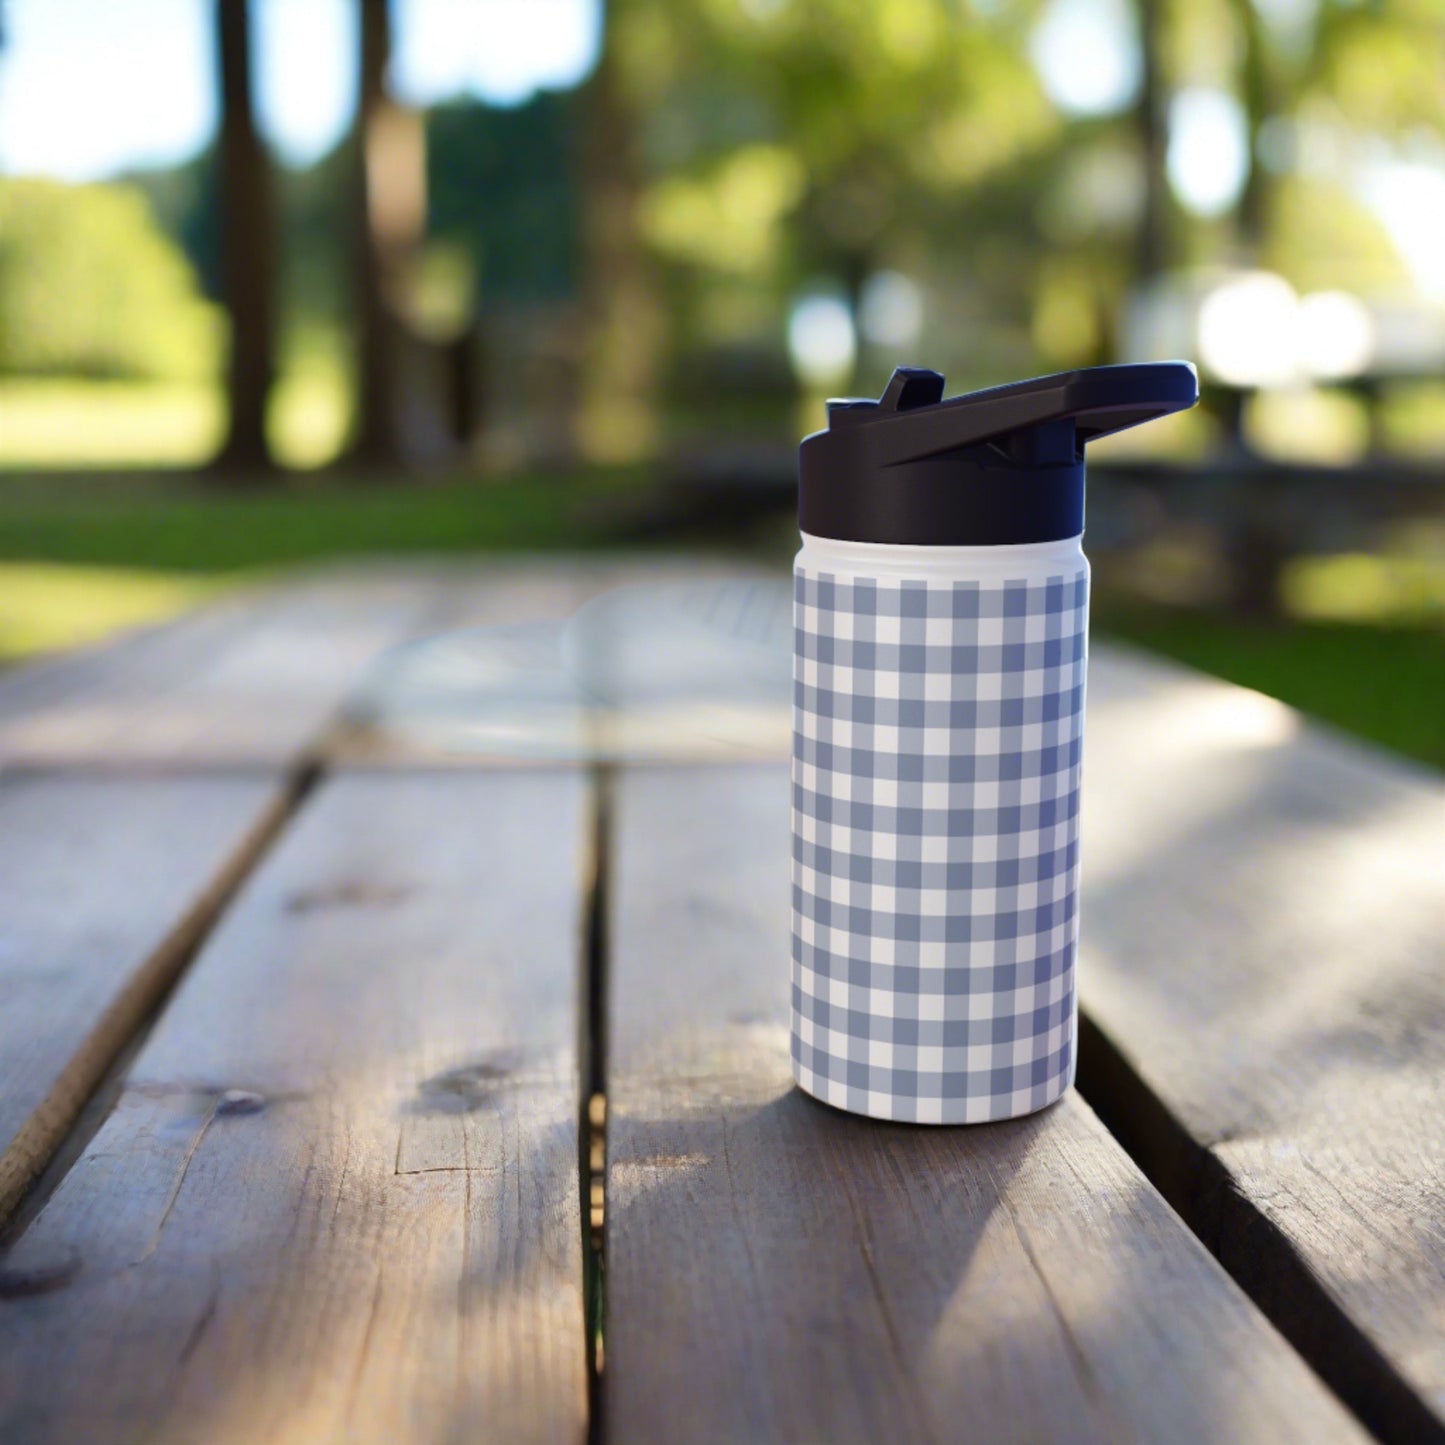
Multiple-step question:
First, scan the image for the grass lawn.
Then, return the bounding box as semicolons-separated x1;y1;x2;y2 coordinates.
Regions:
0;564;223;658
0;467;644;660
0;468;637;572
0;468;1439;770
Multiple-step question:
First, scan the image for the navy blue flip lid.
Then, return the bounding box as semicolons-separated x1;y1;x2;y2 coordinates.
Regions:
799;362;1198;545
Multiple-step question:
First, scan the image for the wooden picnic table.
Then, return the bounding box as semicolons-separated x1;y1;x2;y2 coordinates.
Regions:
0;560;1439;1444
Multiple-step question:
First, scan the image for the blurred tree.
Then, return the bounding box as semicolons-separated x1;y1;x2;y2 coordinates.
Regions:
1227;0;1275;250
274;140;354;347
72;0;1435;474
1192;0;1442;262
0;178;219;380
1132;0;1175;277
615;0;1062;400
349;0;424;467
125;150;222;302
574;0;666;462
214;0;279;474
427;97;578;305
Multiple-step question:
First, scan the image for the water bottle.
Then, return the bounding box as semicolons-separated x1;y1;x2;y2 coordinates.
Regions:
791;362;1197;1123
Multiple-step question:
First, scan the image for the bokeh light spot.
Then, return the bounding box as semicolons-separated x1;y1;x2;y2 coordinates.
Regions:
1168;88;1250;218
788;295;857;390
1029;0;1141;118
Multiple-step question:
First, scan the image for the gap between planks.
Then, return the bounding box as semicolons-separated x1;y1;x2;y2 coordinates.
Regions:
599;764;1369;1445
1076;646;1445;1445
1075;1015;1444;1445
0;769;593;1444
579;754;1406;1445
0;762;322;1234
579;762;612;1445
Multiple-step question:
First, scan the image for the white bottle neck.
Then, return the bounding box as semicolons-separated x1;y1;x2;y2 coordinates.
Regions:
797;531;1085;581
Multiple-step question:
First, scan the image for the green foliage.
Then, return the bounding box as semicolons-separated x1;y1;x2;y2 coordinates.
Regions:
124;149;221;298
275;138;356;325
1263;174;1411;296
427;95;580;304
642;145;805;274
609;0;1075;393
1;0;1437;449
621;0;1061;284
0;178;222;381
1309;0;1445;130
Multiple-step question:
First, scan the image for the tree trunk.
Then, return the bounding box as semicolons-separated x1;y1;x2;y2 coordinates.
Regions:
1133;0;1173;281
213;0;277;475
350;0;424;469
1231;0;1274;257
575;0;663;464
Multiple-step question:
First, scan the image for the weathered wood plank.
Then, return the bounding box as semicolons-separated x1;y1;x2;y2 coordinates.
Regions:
0;588;270;754
0;771;588;1445
1081;646;1445;1440
0;573;438;768
333;559;786;767
328;565;606;767
0;772;290;1220
0;561;641;771
605;764;1365;1444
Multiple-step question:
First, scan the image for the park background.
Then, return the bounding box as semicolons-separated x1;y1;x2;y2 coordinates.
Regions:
0;0;1440;763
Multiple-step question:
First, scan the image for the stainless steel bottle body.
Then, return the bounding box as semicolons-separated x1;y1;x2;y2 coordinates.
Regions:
791;533;1088;1123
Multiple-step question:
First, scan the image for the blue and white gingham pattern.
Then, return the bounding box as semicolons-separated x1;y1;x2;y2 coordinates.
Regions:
791;564;1088;1124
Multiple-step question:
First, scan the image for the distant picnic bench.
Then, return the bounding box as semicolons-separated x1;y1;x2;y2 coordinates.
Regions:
0;561;1439;1443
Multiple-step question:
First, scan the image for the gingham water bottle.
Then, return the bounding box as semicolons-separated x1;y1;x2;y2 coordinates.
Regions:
791;362;1197;1123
